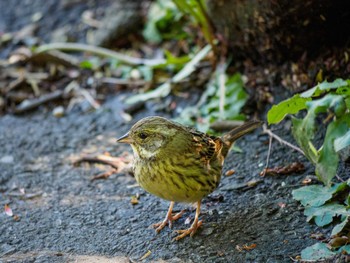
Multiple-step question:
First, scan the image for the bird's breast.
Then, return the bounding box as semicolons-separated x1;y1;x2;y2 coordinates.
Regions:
133;156;222;203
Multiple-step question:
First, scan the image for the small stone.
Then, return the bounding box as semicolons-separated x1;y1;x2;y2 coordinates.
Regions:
52;106;65;117
0;155;14;164
201;227;214;236
130;68;141;80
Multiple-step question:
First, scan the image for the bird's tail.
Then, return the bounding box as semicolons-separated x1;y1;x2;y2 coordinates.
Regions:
222;120;263;149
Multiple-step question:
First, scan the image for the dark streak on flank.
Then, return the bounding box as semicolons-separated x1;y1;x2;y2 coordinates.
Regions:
170;177;181;190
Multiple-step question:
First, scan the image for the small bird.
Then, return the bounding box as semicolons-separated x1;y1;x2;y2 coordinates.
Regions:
117;116;262;240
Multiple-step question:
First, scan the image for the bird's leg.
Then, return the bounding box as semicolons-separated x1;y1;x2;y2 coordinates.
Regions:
153;201;185;233
173;201;202;241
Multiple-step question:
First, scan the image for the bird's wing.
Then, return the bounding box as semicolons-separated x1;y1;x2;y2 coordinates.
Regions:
189;129;223;164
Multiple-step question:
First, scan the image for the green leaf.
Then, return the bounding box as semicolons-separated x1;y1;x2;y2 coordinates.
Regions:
175;71;247;133
292;115;318;164
331;181;349;194
318;78;348;91
301;243;336;261
304;203;350;227
267;94;310;124
301;79;348;98
316;117;349;186
306;94;341;114
143;0;184;43
334;130;350;152
292;185;334;207
331;217;349;236
164;50;190;66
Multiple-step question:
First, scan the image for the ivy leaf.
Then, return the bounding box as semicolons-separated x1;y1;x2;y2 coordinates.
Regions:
292;185;335;207
304;203;350;227
301;243;336;261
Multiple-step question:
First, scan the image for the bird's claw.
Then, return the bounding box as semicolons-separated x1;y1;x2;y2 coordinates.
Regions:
173;220;203;241
152;210;185;233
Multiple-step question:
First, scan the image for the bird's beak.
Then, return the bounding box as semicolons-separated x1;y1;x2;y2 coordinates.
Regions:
116;132;134;144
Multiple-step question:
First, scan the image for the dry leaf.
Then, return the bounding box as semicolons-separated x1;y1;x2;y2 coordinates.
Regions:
139;250;151;260
236;243;257;252
225;169;235;176
130;196;139;205
184;216;192;225
260;162;305;176
4;204;13;216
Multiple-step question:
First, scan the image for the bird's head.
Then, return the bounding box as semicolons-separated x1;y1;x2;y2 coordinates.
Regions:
117;116;180;159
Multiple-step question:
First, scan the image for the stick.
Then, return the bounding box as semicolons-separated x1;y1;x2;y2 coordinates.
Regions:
14;90;68;114
261;135;273;177
262;124;305;156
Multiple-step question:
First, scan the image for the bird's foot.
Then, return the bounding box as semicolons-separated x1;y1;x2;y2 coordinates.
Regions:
152;210;185;233
173;220;203;241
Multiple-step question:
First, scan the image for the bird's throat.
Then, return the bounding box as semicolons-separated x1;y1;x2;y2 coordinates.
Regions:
131;144;158;160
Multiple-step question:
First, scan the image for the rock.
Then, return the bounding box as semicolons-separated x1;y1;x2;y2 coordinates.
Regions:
52;106;65;117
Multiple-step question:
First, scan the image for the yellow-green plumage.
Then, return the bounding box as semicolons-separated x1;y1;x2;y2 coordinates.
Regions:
119;116;260;202
117;116;262;240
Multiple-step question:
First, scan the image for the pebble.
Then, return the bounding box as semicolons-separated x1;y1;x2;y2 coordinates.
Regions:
0;155;14;164
52;106;65;117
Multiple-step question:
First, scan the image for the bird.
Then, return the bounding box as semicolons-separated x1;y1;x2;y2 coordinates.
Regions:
117;116;262;240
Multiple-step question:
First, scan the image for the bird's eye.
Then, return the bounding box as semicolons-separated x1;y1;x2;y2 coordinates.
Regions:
139;132;148;139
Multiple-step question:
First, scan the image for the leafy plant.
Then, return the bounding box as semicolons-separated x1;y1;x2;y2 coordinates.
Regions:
175;70;248;132
268;78;350;261
292;182;350;260
268;79;350;186
143;0;189;43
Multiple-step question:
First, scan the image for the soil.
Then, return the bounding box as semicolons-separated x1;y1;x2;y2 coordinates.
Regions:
0;1;339;263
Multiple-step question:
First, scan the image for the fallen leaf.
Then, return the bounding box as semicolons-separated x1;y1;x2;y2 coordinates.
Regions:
225;169;235;176
310;233;325;240
260;162;305;176
236;243;256;252
243;243;257;250
139;250;151;260
130;195;139;205
184;216;192;225
302;178;313;184
4;204;13;216
328;236;349;248
278;202;286;208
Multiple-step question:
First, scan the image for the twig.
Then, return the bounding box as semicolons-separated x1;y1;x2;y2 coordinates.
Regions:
91;169;117;181
74;155;123;170
210;120;244;132
261;135;273;177
262;124;305;156
73;154;132;172
14;90;69;114
78;88;100;110
35;43;166;67
217;62;226;120
101;77;148;86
